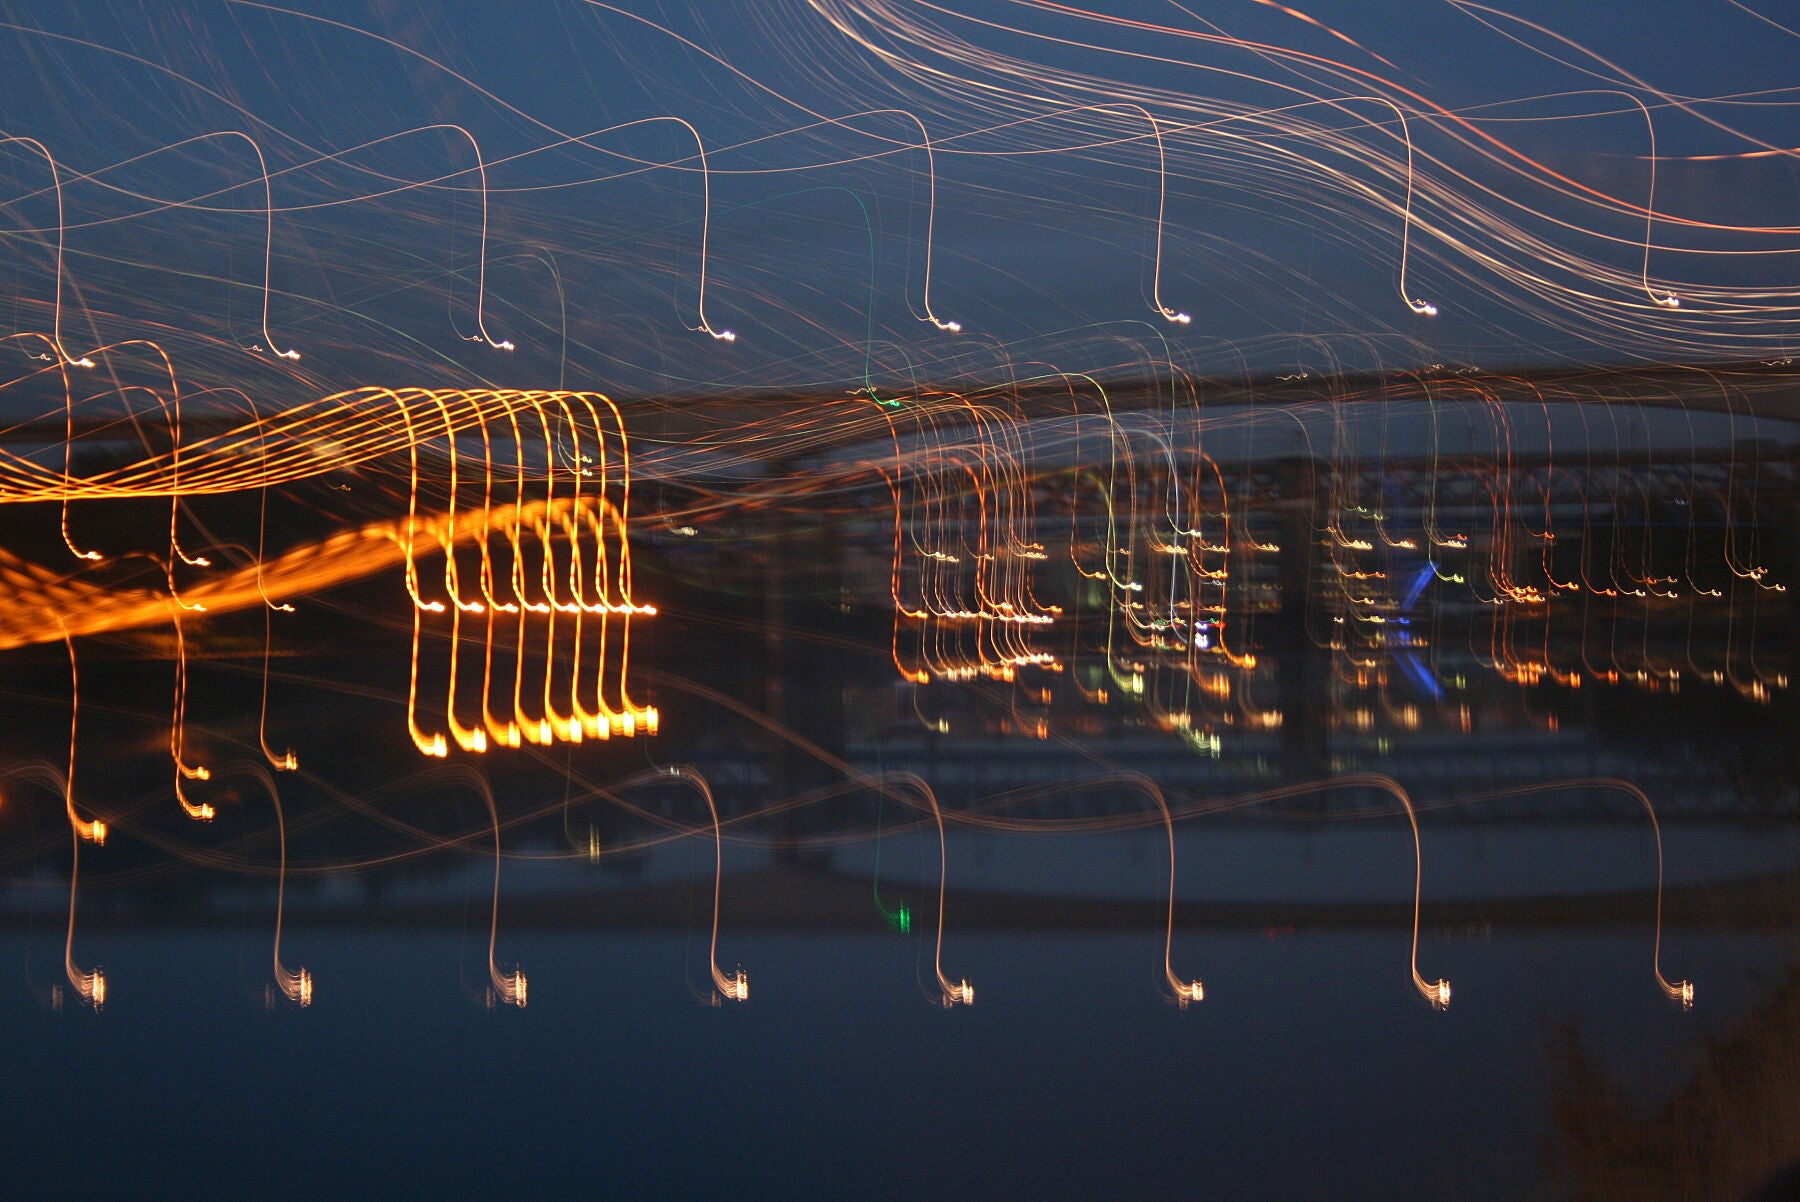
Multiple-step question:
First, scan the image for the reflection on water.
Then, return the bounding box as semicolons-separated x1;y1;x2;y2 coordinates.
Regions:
1;366;1798;1198
6;0;1800;1191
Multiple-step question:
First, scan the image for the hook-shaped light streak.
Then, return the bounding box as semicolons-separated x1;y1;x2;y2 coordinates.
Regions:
0;132;93;367
437;125;515;351
222;762;311;1006
657;118;734;342
1120;773;1203;1007
1329;774;1448;1007
432;763;525;1006
166;601;214;821
668;765;746;1003
57;623;105;845
893;773;972;1007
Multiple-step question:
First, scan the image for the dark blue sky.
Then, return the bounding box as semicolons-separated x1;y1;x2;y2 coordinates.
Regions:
1;0;1795;399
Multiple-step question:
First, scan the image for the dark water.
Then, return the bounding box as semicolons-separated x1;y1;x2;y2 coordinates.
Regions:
3;382;1799;1202
4;927;1786;1202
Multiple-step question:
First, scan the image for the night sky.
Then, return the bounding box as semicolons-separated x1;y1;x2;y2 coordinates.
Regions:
0;0;1795;402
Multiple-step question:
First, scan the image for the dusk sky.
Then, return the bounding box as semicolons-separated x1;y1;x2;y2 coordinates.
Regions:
1;0;1796;399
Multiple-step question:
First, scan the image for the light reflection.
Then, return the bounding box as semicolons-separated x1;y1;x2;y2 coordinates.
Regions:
218;761;312;1009
890;774;971;1008
0;3;1791;1031
0;367;1787;1012
3;764;104;1011
2;8;1798;1198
